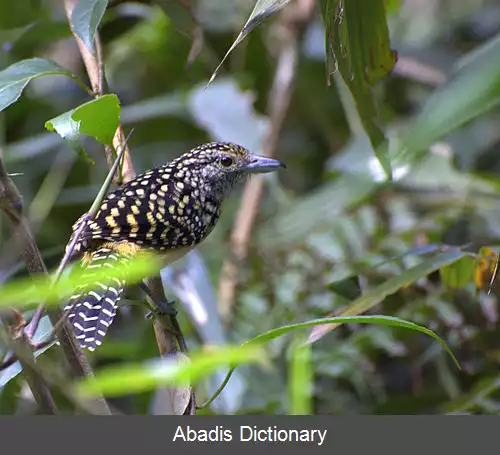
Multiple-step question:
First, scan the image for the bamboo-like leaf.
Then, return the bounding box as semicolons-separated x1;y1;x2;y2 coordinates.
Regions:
76;345;265;397
394;33;500;167
319;0;397;178
0;254;161;309
203;314;461;407
208;0;292;85
288;334;313;415
309;250;467;343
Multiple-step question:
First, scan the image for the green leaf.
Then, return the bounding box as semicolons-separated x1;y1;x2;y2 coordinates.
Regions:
70;0;109;52
440;256;475;289
442;376;500;414
45;110;87;159
76;344;265;397
309;250;468;343
0;254;160;310
325;244;445;291
208;0;292;85
204;313;460;409
45;94;121;157
319;0;397;179
288;334;312;415
0;58;77;112
246;315;460;370
395;32;500;167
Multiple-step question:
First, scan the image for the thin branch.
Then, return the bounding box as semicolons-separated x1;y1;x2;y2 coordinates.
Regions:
140;277;196;414
0;158;57;413
0;152;111;413
112;126;136;185
63;0;134;183
0;311;58;414
94;34;107;97
140;279;189;354
0;328;118;414
62;0;191;410
13;335;58;414
63;0;102;96
217;0;315;324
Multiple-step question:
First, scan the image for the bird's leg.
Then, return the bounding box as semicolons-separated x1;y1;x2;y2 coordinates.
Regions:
139;281;177;319
139;280;189;354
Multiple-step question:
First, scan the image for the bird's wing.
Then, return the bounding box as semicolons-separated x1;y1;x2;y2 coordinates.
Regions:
79;169;203;249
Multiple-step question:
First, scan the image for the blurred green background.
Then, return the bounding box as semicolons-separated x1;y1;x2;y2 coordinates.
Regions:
1;0;500;415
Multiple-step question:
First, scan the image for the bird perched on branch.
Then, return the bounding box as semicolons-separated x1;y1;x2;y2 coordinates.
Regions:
64;142;285;351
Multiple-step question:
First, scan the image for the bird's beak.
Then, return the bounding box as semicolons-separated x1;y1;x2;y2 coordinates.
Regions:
245;154;286;174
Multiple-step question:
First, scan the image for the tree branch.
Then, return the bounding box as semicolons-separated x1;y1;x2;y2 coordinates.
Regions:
142;277;196;415
217;0;315;323
0;151;112;413
62;0;191;411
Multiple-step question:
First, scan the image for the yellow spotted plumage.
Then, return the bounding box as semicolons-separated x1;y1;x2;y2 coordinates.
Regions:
64;142;285;351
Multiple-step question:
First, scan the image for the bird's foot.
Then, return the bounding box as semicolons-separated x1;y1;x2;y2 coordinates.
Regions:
145;299;177;320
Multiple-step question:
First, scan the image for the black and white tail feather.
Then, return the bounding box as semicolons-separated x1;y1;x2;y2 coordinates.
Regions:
64;247;129;351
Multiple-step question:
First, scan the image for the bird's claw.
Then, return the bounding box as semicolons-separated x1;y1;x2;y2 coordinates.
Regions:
145;299;177;320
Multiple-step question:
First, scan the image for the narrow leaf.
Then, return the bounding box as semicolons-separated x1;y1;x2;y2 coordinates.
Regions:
208;0;292;85
288;334;313;415
326;244;445;292
204;313;460;408
0;254;160;310
309;250;467;343
0;24;33;50
245;315;460;370
394;33;500;167
76;345;265;397
319;0;397;178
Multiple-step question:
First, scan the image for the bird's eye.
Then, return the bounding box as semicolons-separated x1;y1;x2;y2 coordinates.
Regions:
220;156;234;167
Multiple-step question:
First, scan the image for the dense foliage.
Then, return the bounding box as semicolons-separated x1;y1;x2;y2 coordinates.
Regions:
1;0;500;415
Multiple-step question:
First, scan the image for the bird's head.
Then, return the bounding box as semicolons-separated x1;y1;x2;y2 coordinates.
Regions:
175;142;285;195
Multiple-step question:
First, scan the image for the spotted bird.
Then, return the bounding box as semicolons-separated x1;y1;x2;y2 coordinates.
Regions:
64;142;285;351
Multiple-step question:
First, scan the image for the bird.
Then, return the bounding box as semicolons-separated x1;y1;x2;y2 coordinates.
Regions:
63;141;285;351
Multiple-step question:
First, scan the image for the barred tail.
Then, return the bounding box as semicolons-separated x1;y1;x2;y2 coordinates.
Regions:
65;246;128;351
